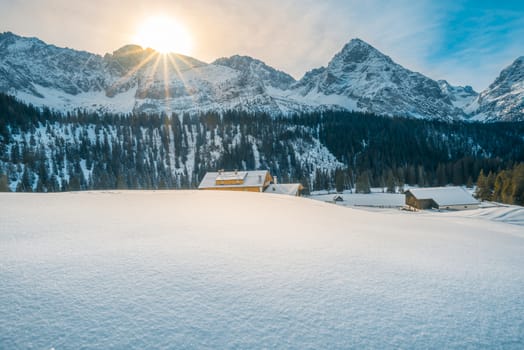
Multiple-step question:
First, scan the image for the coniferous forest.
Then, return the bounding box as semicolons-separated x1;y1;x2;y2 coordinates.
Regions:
475;163;524;206
0;93;523;198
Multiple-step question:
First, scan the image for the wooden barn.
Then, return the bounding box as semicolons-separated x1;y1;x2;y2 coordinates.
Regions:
405;187;480;210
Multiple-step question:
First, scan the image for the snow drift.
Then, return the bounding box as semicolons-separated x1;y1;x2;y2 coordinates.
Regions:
1;191;523;349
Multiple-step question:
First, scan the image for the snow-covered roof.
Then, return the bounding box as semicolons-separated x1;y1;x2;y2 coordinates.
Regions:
264;183;303;196
198;170;270;189
406;187;479;206
216;171;247;182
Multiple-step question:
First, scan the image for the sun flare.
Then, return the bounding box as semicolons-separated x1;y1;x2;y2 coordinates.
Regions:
133;16;192;54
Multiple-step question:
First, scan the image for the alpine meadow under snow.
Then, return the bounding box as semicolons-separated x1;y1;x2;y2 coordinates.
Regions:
1;191;524;349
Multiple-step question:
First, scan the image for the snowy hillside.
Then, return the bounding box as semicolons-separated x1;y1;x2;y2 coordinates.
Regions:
2;31;523;121
1;191;523;349
470;57;524;122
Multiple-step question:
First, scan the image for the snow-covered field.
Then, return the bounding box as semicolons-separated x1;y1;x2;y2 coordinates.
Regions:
309;190;405;208
1;191;524;349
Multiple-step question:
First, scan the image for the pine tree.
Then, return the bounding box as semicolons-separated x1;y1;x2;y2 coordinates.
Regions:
386;170;396;193
487;171;496;192
475;170;490;201
334;169;345;193
492;172;504;202
20;167;33;192
0;172;9;192
436;163;447;186
466;176;473;189
355;171;371;194
512;163;524;205
68;175;81;191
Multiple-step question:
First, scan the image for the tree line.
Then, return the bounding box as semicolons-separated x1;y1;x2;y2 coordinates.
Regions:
475;163;524;205
0;92;523;197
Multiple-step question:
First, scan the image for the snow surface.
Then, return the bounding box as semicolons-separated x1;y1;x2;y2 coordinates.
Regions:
439;203;524;227
310;191;405;208
1;191;524;349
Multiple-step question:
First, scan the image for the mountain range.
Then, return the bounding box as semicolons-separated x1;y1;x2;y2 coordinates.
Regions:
0;31;523;122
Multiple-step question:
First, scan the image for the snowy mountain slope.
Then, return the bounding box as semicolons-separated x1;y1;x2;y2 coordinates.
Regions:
1;32;523;121
0;32;318;115
213;55;296;90
0;32;108;96
470;57;524;122
438;80;478;110
1;190;523;349
290;39;468;121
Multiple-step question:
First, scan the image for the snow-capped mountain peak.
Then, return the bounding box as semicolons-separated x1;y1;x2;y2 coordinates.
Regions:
0;32;523;121
336;38;394;65
291;38;467;120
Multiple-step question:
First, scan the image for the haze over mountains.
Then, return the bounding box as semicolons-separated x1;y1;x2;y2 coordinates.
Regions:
0;31;523;121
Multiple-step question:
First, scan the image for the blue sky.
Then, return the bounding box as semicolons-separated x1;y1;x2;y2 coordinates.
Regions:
0;0;523;90
425;0;524;89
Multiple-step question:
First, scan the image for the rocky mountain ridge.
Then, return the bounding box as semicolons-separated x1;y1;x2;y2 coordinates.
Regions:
0;31;522;121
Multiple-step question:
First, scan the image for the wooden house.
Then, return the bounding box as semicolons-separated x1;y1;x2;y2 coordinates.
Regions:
405;187;479;210
198;170;303;196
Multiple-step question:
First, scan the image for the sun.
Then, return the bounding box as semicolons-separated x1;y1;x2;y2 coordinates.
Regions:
133;16;193;54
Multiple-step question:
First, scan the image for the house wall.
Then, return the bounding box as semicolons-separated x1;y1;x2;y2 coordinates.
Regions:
264;173;273;187
405;192;435;209
416;199;435;209
216;178;244;185
200;186;263;193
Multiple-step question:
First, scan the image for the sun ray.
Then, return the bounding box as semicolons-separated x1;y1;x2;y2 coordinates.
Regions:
166;53;199;106
108;50;158;95
162;54;173;116
141;53;163;98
